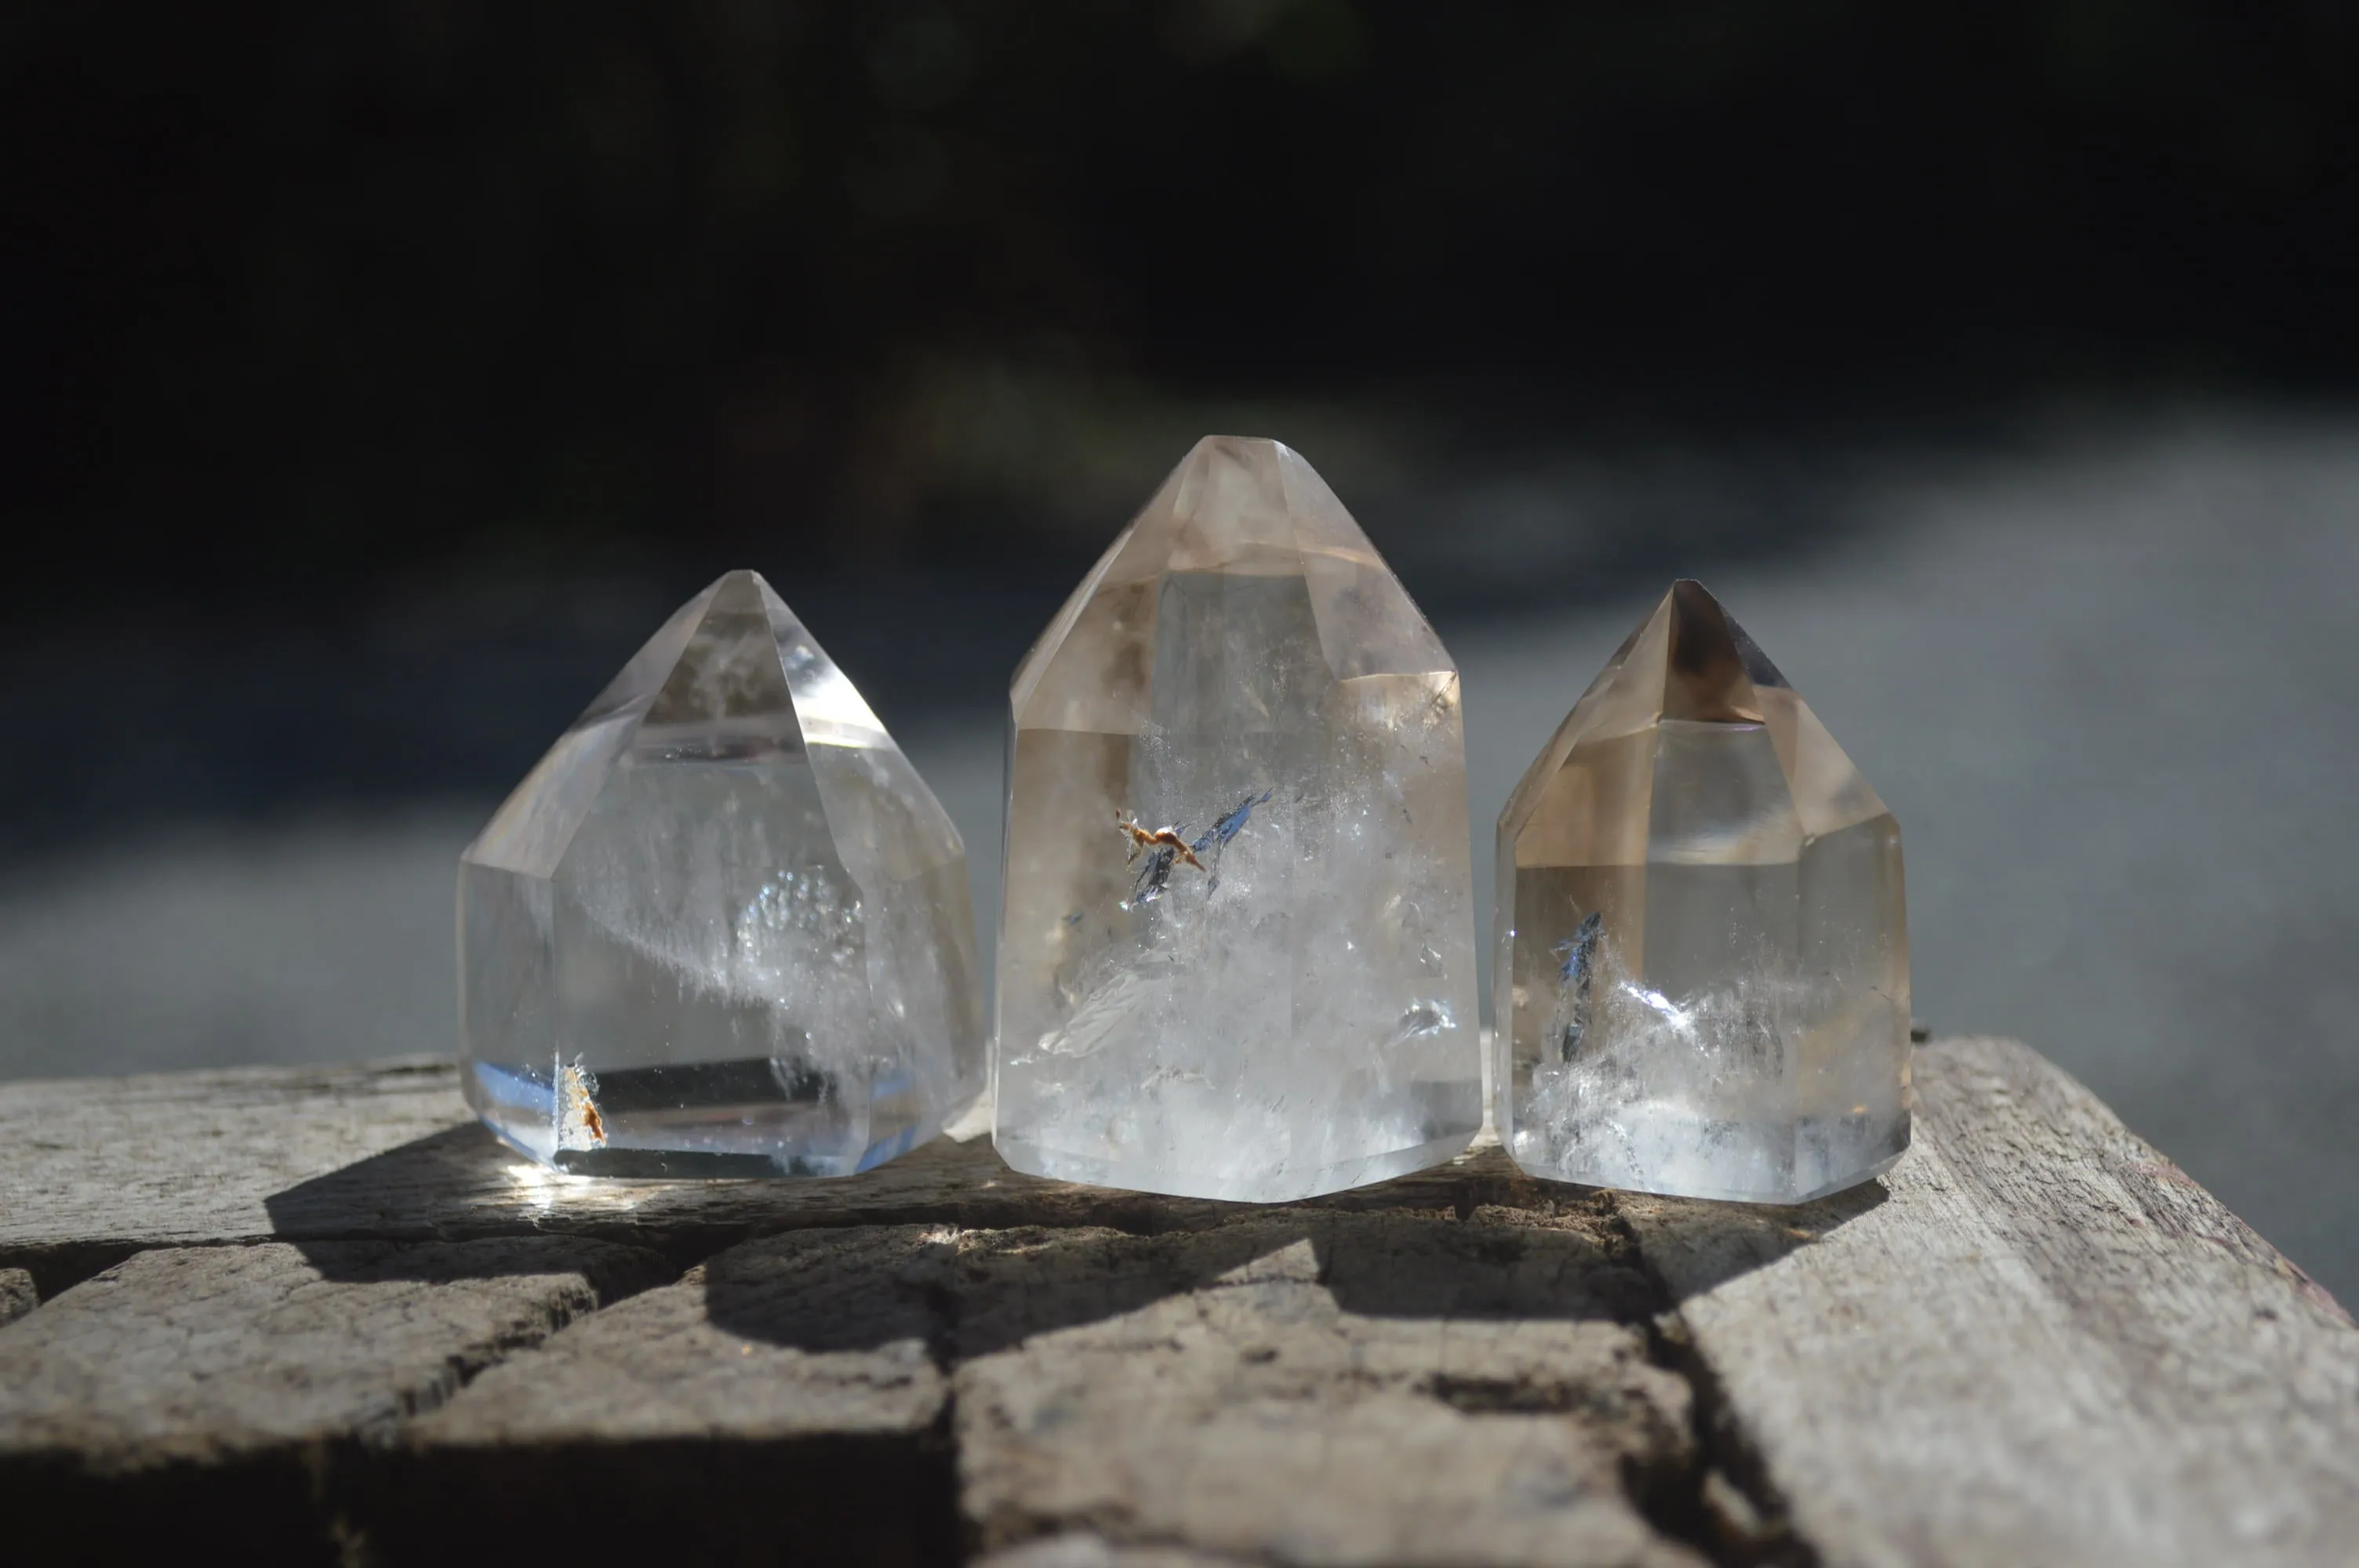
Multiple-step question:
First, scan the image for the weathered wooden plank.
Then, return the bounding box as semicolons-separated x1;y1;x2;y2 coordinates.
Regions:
381;1210;1700;1566
0;1236;671;1560
358;1227;960;1564
948;1213;1702;1567
416;1225;950;1444
0;1237;670;1463
0;1059;473;1293
1623;1036;2359;1568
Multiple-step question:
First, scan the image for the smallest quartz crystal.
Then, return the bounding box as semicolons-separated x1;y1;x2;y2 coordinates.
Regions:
1495;580;1910;1203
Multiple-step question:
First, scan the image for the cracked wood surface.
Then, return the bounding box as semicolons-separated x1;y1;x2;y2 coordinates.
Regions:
1;1037;2353;1566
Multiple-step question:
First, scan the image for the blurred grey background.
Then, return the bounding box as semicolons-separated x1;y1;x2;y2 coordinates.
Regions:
3;8;2354;1300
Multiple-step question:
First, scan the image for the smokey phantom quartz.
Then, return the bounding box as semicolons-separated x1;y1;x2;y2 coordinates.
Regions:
996;435;1483;1202
1495;580;1909;1203
458;569;986;1176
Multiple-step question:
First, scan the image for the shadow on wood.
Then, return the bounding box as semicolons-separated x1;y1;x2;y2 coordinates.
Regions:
1617;1180;1891;1306
258;1108;1867;1314
354;1432;961;1568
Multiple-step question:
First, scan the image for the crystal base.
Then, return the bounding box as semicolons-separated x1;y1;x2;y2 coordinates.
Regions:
1508;1098;1906;1206
997;1126;1476;1204
470;1059;944;1178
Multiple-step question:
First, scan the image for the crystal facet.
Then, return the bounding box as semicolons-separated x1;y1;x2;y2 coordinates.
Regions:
1495;580;1909;1203
994;436;1483;1201
459;569;985;1176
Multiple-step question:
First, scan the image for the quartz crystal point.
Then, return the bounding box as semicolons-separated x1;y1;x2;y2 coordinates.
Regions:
1495;580;1909;1203
995;436;1482;1201
458;569;986;1176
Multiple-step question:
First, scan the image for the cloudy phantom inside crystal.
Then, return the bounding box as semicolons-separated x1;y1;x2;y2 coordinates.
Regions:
458;570;985;1176
1495;580;1909;1203
996;436;1482;1201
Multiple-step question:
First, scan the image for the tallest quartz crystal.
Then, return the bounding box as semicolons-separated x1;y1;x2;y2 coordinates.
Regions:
995;437;1481;1200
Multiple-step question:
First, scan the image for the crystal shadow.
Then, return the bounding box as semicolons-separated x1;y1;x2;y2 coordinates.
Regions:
262;1108;1887;1317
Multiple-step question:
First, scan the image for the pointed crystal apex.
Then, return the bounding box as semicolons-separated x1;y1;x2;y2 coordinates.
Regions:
997;437;1481;1203
1494;580;1909;1203
1149;434;1303;569
639;570;803;754
458;570;985;1178
1660;578;1774;721
1012;437;1452;738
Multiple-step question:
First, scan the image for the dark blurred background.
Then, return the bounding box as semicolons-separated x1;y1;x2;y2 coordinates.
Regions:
2;4;2354;1293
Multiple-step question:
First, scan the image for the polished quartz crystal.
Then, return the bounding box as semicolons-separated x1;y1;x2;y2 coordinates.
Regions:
458;569;985;1176
1495;580;1909;1203
995;436;1482;1201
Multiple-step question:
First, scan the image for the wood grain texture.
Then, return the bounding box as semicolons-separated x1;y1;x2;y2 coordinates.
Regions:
414;1225;951;1446
1625;1036;2359;1568
370;1227;965;1566
0;1238;670;1468
0;1059;474;1294
1;1039;2353;1567
946;1214;1699;1568
405;1208;1697;1566
0;1236;672;1563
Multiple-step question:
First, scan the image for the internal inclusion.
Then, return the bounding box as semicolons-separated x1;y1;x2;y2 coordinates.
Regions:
1514;923;1906;1204
998;775;1478;1203
464;855;973;1178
